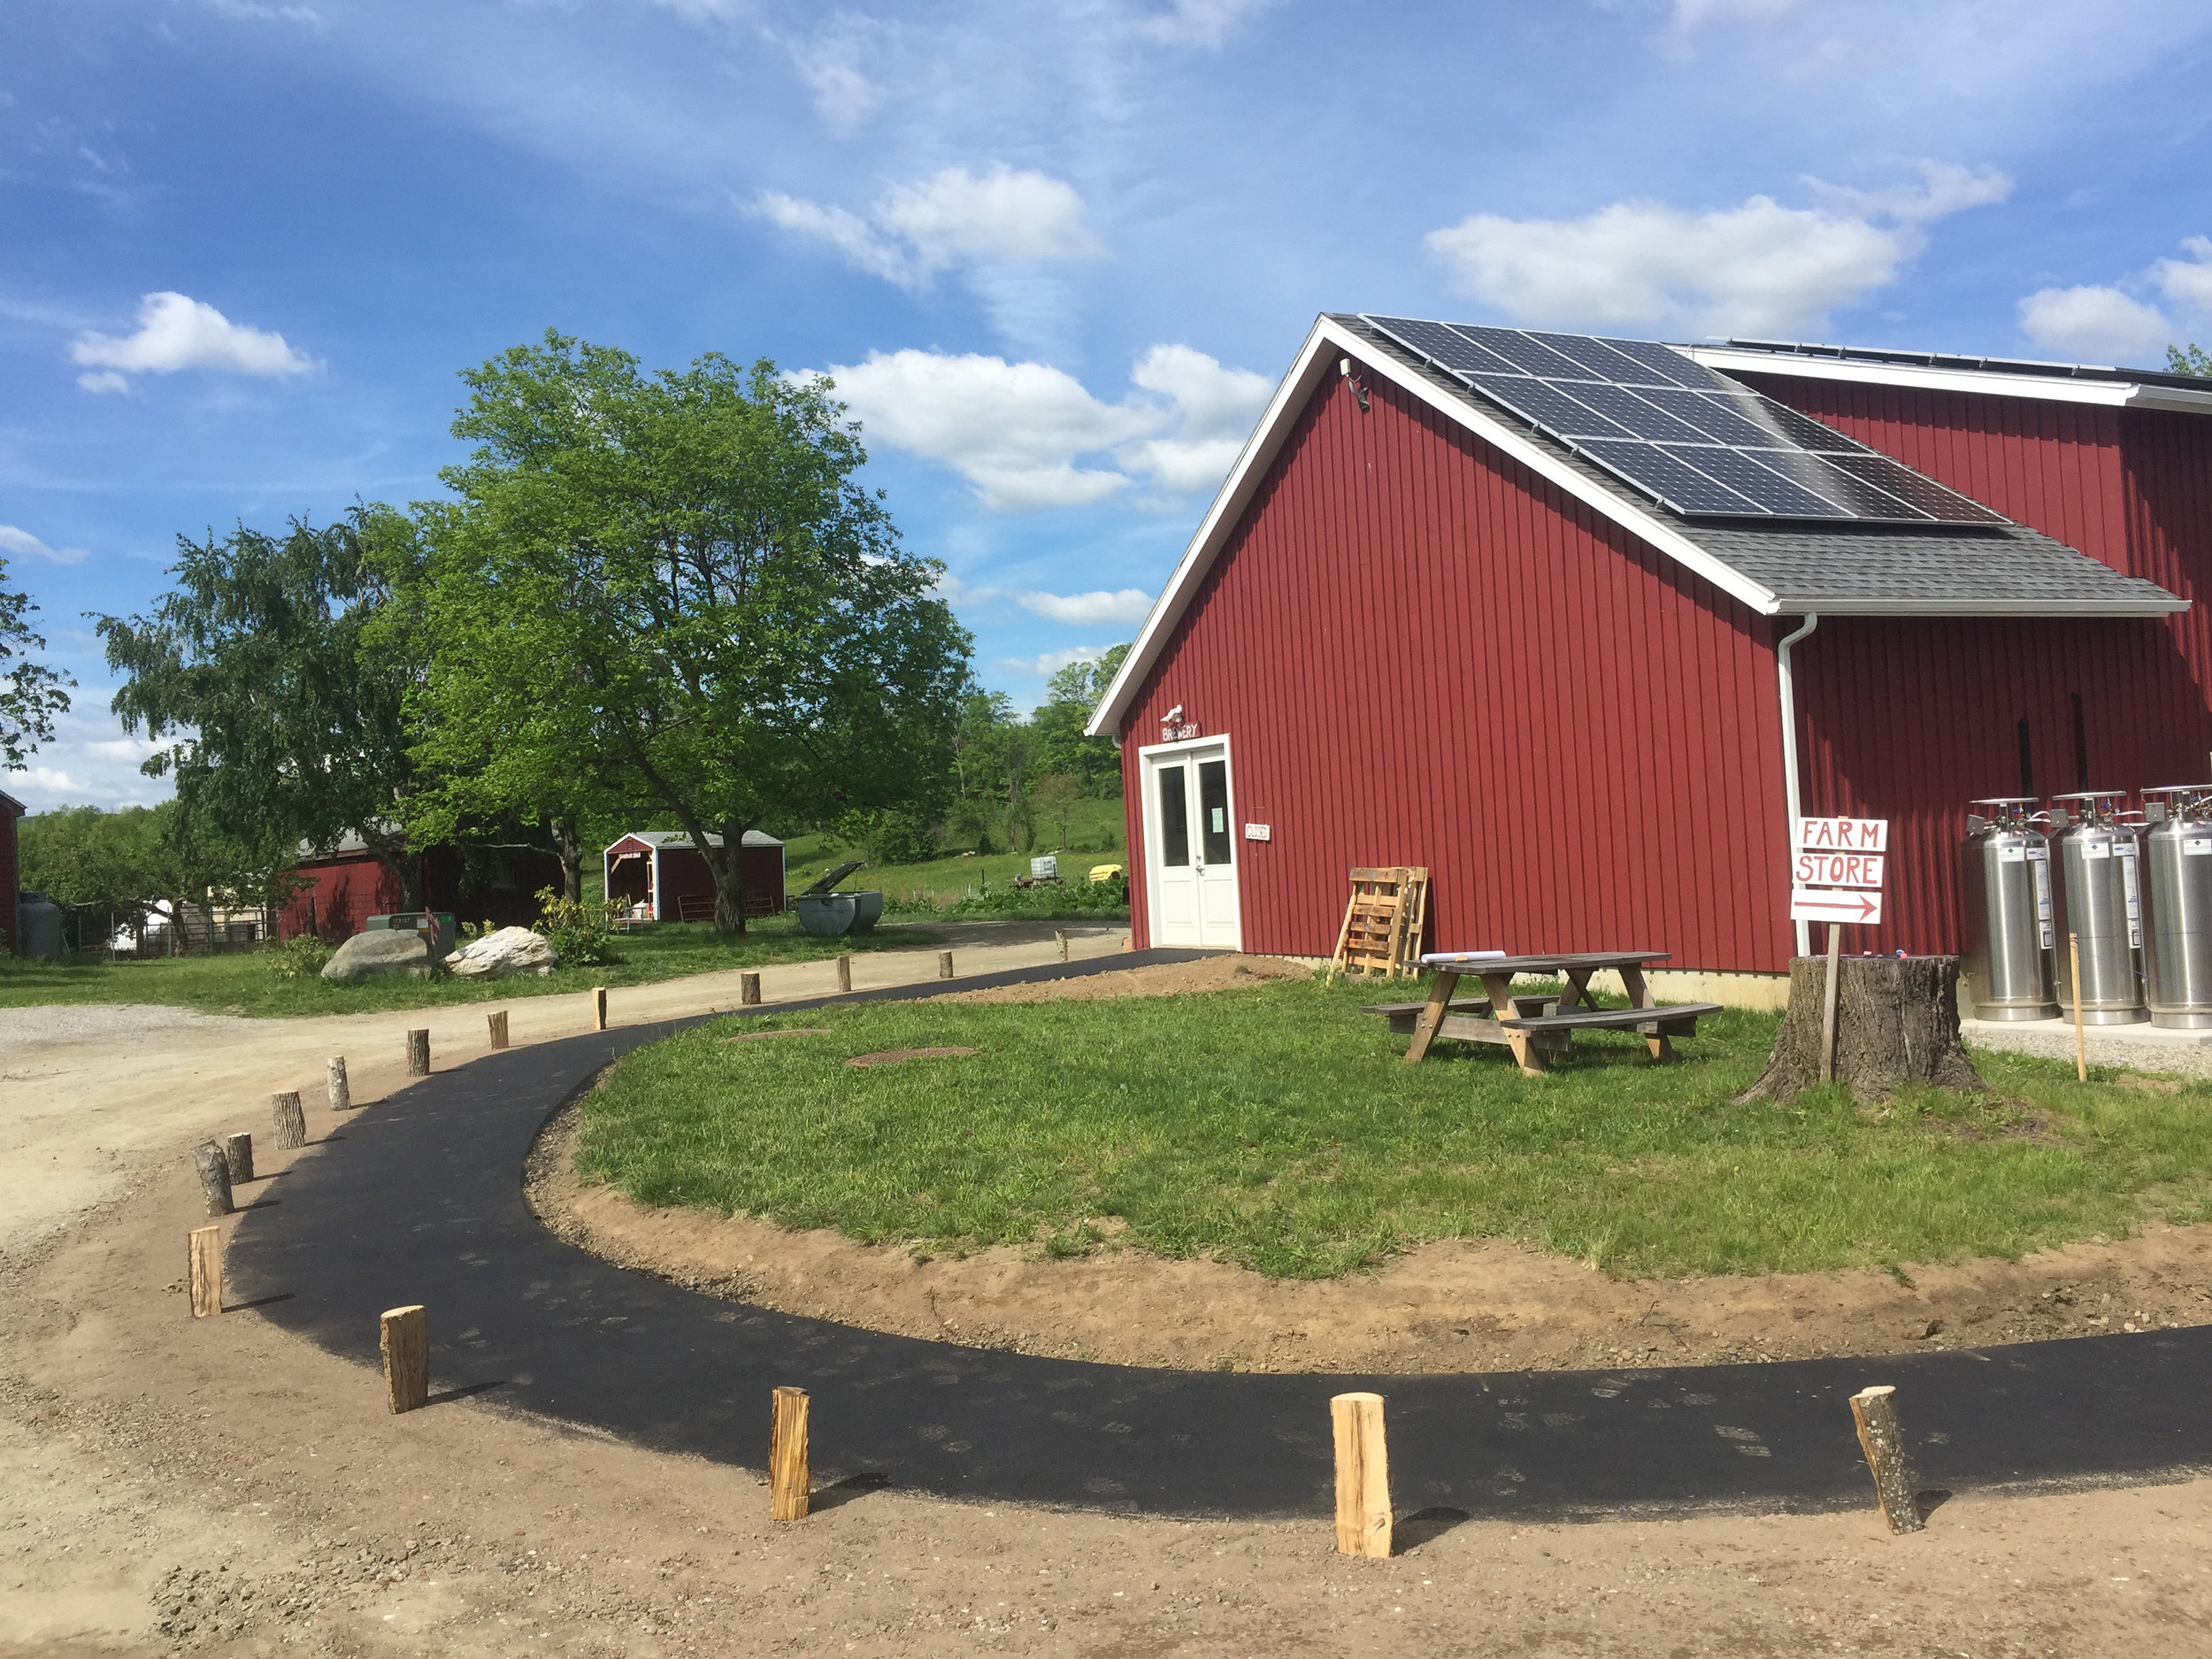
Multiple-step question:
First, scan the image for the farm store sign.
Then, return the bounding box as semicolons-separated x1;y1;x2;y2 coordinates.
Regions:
1791;816;1887;926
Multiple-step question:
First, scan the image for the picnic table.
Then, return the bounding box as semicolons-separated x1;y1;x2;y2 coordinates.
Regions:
1362;950;1721;1077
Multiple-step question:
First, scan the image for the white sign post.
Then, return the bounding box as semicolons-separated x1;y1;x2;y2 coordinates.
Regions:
1788;817;1889;1080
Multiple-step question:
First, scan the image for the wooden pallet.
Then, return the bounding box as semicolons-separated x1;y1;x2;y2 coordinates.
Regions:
1326;866;1431;980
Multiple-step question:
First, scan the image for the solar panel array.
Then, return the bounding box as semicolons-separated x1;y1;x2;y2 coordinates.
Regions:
1361;316;2008;526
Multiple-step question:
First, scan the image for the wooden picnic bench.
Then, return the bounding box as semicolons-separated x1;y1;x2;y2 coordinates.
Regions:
1361;950;1721;1077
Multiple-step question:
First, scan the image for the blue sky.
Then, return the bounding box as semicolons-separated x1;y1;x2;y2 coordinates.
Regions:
5;0;2211;810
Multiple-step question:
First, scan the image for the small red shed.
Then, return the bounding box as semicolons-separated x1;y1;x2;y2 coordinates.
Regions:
1087;313;2206;998
603;830;787;923
1;786;23;956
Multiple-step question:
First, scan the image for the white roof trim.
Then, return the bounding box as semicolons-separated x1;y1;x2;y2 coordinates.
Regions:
1086;316;1783;736
1689;346;2212;416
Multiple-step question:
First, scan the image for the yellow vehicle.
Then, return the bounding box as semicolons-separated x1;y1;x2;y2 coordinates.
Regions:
1088;864;1124;885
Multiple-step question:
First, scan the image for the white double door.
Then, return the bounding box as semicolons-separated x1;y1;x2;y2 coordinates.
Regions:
1145;741;1241;949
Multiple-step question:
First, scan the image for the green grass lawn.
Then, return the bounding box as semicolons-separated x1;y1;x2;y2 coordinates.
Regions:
578;973;2212;1280
0;915;949;1018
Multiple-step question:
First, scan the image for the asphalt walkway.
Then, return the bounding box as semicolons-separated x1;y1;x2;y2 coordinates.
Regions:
228;953;2212;1523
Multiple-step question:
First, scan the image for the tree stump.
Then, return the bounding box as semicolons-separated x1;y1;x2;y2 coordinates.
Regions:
271;1090;308;1150
1739;954;1985;1104
191;1141;234;1217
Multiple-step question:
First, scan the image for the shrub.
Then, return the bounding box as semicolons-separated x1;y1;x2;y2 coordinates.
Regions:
266;933;334;980
534;887;624;966
835;807;937;867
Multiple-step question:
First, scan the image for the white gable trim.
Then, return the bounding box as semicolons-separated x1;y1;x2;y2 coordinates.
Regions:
1691;346;2212;417
1086;316;1782;736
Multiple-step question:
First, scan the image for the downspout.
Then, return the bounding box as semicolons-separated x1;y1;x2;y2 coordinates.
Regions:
1775;612;1819;959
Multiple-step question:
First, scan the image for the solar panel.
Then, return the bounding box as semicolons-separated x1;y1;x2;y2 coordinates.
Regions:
1358;313;2012;526
1656;445;1853;518
1578;441;1762;515
1450;324;1593;379
1468;373;1631;439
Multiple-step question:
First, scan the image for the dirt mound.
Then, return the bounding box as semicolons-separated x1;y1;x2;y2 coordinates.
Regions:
530;1110;2212;1376
941;952;1313;1002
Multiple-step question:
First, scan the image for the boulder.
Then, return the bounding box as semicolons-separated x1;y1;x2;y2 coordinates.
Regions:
321;929;434;983
444;926;559;980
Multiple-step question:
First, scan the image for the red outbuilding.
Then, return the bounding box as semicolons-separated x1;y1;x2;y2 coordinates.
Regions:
278;833;564;941
1087;313;2209;1001
1;786;23;956
602;830;787;923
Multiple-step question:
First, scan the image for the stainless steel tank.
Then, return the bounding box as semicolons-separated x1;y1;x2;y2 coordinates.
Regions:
2141;785;2212;1030
2050;789;2148;1025
1959;797;2057;1020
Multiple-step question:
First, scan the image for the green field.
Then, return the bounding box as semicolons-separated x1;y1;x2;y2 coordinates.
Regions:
577;973;2212;1280
0;915;949;1018
780;794;1129;911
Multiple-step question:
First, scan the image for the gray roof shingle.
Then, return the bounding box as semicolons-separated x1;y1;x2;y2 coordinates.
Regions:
1333;314;2185;618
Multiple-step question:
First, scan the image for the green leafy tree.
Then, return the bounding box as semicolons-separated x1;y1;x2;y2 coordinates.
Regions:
1030;642;1129;796
19;801;289;953
392;332;972;933
1030;772;1082;851
2171;344;2212;377
0;551;73;770
97;507;425;906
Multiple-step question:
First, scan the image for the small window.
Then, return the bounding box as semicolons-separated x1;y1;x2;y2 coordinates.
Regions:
1158;766;1190;866
1199;760;1233;866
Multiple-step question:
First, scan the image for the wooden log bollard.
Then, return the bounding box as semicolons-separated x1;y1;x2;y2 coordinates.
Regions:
593;987;609;1032
327;1056;351;1112
189;1225;223;1318
223;1132;255;1186
191;1141;234;1217
1331;1392;1393;1558
488;1010;510;1050
834;955;852;994
380;1305;429;1414
1056;930;1069;963
770;1386;810;1522
1849;1385;1924;1534
938;950;954;980
741;972;762;1006
271;1090;308;1150
406;1029;431;1077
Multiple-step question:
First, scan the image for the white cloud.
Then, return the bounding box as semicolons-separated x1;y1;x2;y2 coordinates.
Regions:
1015;588;1153;625
69;292;317;392
1001;646;1110;678
0;524;88;565
755;165;1101;288
2015;235;2212;365
785;17;888;137
2153;236;2212;313
2017;286;2174;365
3;694;170;812
203;0;322;23
1133;0;1269;49
1425;165;2009;337
823;342;1269;512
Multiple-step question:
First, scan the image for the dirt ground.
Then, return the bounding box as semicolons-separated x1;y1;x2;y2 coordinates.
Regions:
9;934;2212;1655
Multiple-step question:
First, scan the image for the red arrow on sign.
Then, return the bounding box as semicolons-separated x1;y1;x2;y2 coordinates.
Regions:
1790;887;1883;925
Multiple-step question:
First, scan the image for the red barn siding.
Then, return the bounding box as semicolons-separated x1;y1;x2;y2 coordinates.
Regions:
1732;373;2132;568
1119;367;1797;972
280;855;405;941
1;798;20;956
1788;616;2207;956
1734;373;2212;955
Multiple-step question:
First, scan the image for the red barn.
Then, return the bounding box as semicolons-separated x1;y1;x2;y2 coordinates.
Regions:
278;833;564;941
1;786;23;956
1087;313;2207;1001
